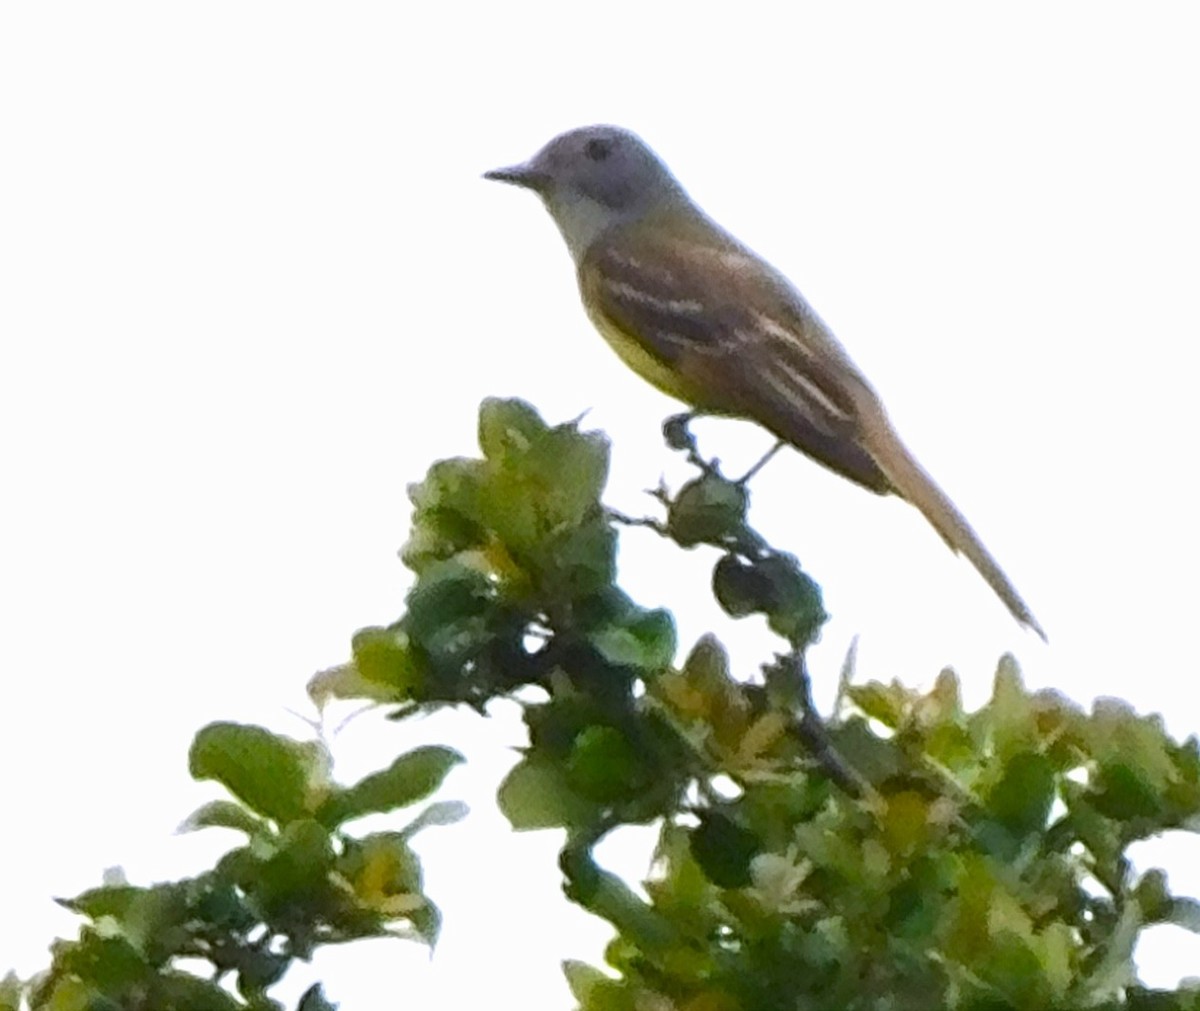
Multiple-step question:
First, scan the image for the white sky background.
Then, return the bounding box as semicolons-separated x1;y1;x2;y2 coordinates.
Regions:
2;3;1199;1007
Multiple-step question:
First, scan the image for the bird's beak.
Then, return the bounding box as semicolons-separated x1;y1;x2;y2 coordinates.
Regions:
483;160;550;192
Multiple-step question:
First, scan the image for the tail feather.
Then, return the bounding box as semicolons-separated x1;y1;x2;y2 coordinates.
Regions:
857;401;1047;641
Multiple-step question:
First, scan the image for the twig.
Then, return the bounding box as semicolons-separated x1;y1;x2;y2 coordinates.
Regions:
777;649;873;800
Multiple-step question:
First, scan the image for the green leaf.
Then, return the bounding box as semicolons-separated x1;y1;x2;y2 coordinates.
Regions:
848;681;911;729
566;726;646;803
667;473;748;546
107;886;191;960
309;656;413;707
318;745;463;827
57;885;142;921
190;722;327;824
0;972;22;1011
1135;869;1173;922
562;960;613;1003
236;948;290;993
826;717;904;785
498;756;599;830
402;457;489;573
541;514;618;599
190;878;257;934
1167;897;1200;934
563;961;636;1011
988;654;1036;760
986;751;1056;836
404;558;494;646
689;812;761;889
589;608;677;672
1093;760;1164;821
340;831;421;890
409;898;442;948
178;800;268;837
401;800;470;838
478;397;548;462
561;847;680;955
152;974;244;1011
59;931;148;993
529;423;610;530
711;552;826;645
249;819;337;920
297;983;339;1011
29;975;103;1011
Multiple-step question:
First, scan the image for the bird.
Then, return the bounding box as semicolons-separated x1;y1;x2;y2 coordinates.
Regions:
484;124;1045;640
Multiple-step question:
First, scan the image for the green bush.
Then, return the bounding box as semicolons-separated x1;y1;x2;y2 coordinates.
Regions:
8;400;1200;1011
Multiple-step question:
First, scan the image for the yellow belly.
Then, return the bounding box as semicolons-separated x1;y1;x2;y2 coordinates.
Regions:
584;303;723;410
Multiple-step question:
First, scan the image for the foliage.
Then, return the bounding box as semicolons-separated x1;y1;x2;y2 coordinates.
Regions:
15;727;461;1011
7;399;1200;1009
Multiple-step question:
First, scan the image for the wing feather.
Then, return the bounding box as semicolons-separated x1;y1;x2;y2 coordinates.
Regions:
581;226;892;492
578;221;1045;637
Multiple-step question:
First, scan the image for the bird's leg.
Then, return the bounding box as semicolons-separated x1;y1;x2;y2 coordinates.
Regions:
662;411;699;452
661;412;718;474
736;440;785;485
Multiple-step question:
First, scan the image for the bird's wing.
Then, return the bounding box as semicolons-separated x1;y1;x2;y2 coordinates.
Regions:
581;225;1047;638
580;225;892;493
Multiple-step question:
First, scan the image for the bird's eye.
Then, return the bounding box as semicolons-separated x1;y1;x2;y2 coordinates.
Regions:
584;138;612;162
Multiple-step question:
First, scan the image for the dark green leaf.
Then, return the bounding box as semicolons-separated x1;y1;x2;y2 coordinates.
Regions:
1135;869;1173;922
249;819;336;918
589;608;676;672
60;931;148;992
152;973;244;1011
712;552;825;645
235;948;289;994
986;751;1056;836
403;559;494;646
1093;760;1164;821
190;878;257;934
689;812;761;889
298;983;339;1011
566;726;645;803
667;473;747;546
826;717;904;785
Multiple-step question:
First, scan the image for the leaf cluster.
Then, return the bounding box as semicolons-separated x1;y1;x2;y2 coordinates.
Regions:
14;728;461;1011
7;399;1200;1011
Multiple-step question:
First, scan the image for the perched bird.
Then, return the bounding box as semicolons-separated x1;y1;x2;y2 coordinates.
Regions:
485;125;1045;639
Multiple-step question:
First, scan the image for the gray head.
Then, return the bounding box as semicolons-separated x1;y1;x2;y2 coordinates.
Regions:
484;125;690;261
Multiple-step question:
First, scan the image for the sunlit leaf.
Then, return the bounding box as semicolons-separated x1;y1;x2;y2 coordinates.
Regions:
497;757;598;831
319;746;463;827
189;722;328;824
178;800;267;837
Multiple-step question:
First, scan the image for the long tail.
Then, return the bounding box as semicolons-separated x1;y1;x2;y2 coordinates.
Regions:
857;400;1047;641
